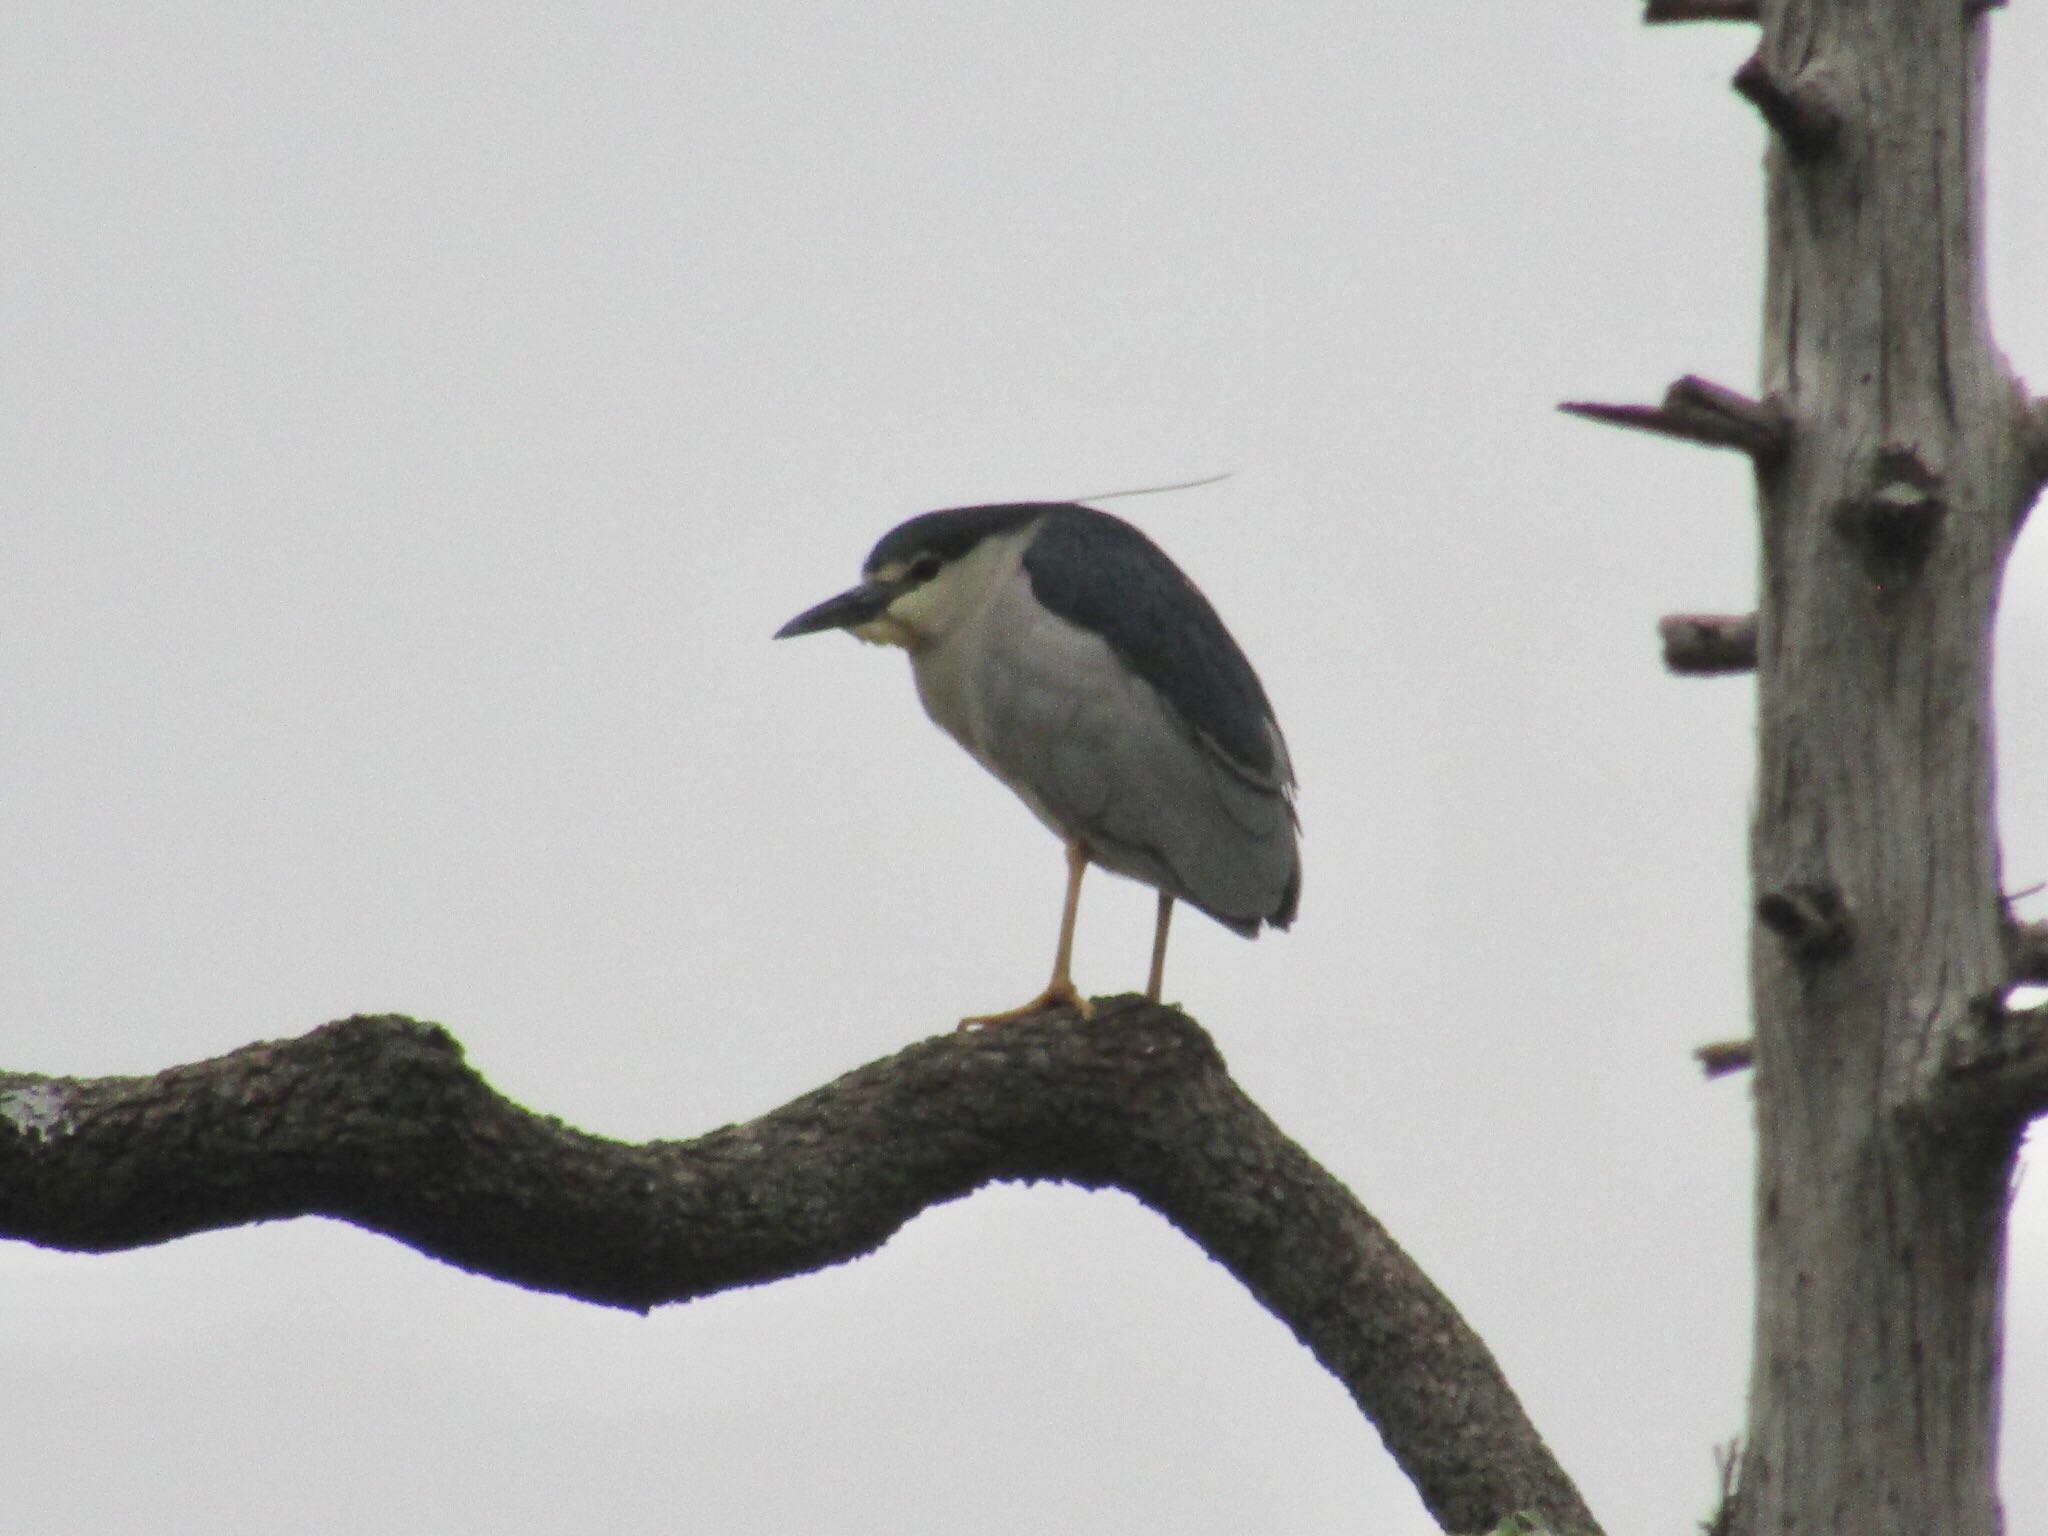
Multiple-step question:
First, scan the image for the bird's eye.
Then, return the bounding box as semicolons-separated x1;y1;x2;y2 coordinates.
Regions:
907;553;943;583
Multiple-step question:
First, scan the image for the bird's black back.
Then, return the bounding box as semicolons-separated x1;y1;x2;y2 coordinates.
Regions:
1024;505;1288;782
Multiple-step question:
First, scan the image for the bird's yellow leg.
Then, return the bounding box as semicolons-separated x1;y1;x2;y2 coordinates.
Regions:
1146;892;1174;1003
959;840;1093;1028
1048;839;1089;1004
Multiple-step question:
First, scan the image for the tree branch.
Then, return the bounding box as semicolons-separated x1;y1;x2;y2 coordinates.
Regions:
1660;613;1759;675
1644;0;1759;22
2024;397;2048;496
1731;51;1843;159
2015;920;2048;985
1696;1040;1755;1078
1938;1004;2048;1127
0;1005;1598;1536
1559;376;1789;465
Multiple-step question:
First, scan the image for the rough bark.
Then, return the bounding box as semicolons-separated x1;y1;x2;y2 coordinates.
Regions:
0;1002;1597;1536
1736;2;2043;1533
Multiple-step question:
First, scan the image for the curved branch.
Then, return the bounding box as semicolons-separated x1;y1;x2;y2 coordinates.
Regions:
0;1003;1596;1536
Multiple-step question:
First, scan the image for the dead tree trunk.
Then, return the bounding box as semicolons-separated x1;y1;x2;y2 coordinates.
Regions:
1742;6;2031;1531
1576;3;2048;1532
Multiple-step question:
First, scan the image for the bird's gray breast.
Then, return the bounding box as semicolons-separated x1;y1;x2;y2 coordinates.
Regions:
907;532;1086;836
907;529;1296;930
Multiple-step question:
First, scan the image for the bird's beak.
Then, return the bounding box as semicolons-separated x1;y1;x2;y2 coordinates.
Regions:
773;578;902;640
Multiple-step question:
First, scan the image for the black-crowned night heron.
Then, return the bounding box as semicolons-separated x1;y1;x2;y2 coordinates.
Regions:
775;501;1299;1023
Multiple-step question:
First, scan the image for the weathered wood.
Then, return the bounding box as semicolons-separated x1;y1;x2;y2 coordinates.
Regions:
1732;50;1841;158
1737;2;2042;1533
1660;612;1758;674
2016;919;2048;985
1645;0;1760;21
1560;376;1789;463
1696;1039;1756;1078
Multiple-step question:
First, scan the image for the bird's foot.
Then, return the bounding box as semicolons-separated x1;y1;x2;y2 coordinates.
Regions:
957;980;1094;1031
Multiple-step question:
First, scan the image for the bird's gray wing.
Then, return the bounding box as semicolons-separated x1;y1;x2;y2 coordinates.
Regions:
982;511;1299;930
1023;505;1294;793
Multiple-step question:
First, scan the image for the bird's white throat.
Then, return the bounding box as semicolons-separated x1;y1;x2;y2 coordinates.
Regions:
855;521;1041;653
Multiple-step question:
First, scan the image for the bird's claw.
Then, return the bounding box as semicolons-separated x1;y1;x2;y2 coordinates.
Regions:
957;982;1094;1030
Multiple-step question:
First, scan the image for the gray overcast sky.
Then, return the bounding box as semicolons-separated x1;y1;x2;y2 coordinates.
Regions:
6;5;2048;1533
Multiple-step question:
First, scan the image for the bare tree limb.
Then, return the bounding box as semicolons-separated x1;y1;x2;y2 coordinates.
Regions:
1559;376;1789;465
1731;51;1842;159
1644;0;1758;22
1660;613;1758;675
0;1004;1598;1536
1702;1440;1746;1536
1696;1040;1755;1079
1938;1005;2048;1127
2024;397;2048;492
2015;920;2048;986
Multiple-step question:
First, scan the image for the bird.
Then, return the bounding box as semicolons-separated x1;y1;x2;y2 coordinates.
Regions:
774;501;1299;1024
